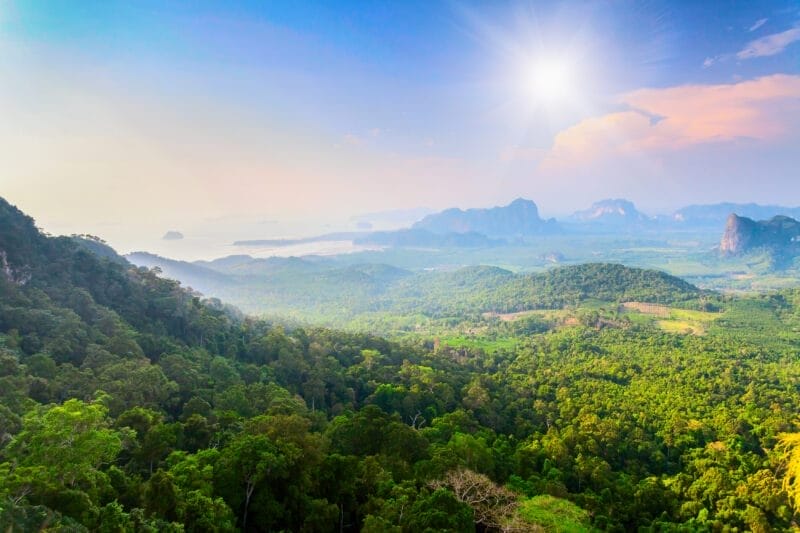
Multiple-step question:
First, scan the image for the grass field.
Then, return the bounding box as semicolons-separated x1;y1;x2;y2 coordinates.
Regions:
621;303;721;335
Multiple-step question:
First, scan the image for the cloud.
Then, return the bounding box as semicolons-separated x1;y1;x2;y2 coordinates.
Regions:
702;54;732;68
748;18;768;32
540;75;800;170
737;27;800;59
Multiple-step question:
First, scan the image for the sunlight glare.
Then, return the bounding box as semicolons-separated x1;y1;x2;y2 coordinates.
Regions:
525;56;575;105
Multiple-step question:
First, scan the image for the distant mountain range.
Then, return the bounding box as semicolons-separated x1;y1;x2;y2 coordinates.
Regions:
673;203;800;227
411;198;800;234
229;199;800;250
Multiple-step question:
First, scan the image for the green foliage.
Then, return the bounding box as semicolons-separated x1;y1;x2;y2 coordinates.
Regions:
518;495;593;532
777;432;800;511
404;488;474;532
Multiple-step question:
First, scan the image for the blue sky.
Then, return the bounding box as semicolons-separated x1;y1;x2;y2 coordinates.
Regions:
1;0;800;249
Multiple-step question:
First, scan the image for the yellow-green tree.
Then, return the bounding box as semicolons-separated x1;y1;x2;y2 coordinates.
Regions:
777;432;800;510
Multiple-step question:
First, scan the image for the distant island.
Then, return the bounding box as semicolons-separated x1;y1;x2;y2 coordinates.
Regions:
162;230;184;240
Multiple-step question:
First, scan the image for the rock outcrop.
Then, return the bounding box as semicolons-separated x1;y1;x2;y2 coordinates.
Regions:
720;213;800;256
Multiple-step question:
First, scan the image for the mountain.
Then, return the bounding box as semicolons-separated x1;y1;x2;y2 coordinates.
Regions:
569;199;650;227
720;213;800;257
0;195;243;358
412;198;559;237
673;203;800;227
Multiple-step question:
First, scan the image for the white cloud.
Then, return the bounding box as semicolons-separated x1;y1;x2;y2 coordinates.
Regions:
748;18;768;32
737;26;800;59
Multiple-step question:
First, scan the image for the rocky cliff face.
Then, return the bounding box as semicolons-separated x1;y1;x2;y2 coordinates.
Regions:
720;213;800;256
720;214;756;254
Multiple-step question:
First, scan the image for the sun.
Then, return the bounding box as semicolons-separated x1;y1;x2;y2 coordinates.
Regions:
525;56;575;105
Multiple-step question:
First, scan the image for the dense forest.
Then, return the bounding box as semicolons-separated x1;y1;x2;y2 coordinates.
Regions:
2;196;800;531
128;252;706;325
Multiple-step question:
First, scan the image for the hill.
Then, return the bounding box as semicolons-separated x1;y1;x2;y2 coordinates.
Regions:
517;263;699;306
383;263;701;318
412;198;559;237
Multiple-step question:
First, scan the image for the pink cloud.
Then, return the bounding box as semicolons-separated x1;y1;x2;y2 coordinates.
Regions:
541;74;800;170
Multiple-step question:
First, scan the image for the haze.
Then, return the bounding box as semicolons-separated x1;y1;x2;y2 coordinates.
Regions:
2;0;800;256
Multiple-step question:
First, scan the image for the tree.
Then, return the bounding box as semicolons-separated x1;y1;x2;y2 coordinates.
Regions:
215;433;289;531
4;398;125;490
430;468;519;531
0;398;130;524
404;488;474;532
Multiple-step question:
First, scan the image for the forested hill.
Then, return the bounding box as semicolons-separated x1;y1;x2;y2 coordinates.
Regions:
384;263;702;317
0;197;241;352
521;262;700;306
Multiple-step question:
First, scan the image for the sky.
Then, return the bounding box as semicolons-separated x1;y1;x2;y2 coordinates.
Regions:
1;0;800;253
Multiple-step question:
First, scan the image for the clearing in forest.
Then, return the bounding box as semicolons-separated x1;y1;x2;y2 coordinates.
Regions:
621;301;721;335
